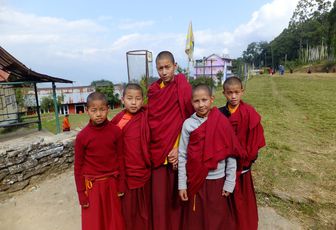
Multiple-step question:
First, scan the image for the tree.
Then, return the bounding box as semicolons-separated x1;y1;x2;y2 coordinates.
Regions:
216;71;224;87
242;41;269;67
289;0;332;28
40;96;54;112
40;95;63;112
14;88;24;109
327;0;336;58
239;0;335;69
91;79;120;108
140;75;148;104
177;66;188;75
189;76;215;89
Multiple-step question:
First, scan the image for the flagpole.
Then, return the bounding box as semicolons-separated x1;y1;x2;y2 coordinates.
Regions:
187;59;190;80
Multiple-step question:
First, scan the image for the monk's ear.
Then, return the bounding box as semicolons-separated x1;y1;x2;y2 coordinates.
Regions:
210;95;215;103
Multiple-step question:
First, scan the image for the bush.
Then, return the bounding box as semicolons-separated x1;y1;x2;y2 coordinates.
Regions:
189;76;215;89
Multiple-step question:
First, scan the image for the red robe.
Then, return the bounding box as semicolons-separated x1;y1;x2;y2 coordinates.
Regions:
62;117;70;131
74;120;125;230
111;108;152;230
220;101;266;230
148;73;194;167
186;107;245;197
184;107;244;230
148;74;193;230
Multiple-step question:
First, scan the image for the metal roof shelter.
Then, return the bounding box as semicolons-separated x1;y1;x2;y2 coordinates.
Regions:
0;46;73;133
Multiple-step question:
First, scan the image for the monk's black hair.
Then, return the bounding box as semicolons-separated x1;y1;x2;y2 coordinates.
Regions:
86;92;108;107
223;76;243;89
123;83;143;97
192;83;213;97
155;51;175;65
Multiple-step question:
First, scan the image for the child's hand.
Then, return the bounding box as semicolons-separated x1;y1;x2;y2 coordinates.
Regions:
118;192;124;197
179;189;188;201
222;190;231;197
168;148;178;165
82;203;89;208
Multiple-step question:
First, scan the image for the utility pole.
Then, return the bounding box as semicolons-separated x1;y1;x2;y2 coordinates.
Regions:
271;45;274;70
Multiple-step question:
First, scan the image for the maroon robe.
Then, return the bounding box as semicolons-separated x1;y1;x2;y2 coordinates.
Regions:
111;108;152;230
148;73;193;167
74;120;125;230
148;74;193;230
186;107;245;197
184;107;244;230
220;101;266;230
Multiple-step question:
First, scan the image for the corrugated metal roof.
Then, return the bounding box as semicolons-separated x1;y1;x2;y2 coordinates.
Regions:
0;46;73;83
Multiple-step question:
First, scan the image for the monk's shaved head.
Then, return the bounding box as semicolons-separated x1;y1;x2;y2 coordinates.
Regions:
156;51;175;65
223;76;243;90
192;84;213;97
123;83;143;97
87;92;108;107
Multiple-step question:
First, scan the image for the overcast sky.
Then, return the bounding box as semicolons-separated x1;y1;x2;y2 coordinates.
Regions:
0;0;299;86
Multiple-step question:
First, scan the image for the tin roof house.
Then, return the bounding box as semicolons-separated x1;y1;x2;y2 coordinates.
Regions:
194;54;233;84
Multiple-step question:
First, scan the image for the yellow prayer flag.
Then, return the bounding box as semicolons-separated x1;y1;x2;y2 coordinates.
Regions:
185;22;194;61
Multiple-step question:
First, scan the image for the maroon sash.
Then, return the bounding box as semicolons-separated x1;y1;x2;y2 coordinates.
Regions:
186;107;245;197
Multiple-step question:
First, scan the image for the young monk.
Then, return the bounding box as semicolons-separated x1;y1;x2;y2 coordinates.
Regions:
74;92;125;230
219;76;266;230
111;83;151;230
148;51;194;230
62;114;70;132
178;84;244;230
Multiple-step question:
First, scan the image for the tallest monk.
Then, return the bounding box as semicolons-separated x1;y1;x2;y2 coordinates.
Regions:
148;51;194;230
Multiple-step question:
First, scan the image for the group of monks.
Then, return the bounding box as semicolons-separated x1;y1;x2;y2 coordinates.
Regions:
74;50;265;230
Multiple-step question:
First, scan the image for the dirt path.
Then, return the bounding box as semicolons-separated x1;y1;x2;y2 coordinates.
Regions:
0;168;302;230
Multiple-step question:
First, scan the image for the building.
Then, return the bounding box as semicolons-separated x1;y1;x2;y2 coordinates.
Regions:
194;54;233;84
34;85;95;114
0;46;72;130
27;83;124;115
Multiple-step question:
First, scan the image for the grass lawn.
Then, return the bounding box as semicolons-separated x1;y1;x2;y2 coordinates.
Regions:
220;73;335;229
4;73;335;228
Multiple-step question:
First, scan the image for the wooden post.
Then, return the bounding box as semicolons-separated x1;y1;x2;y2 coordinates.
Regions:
33;83;42;131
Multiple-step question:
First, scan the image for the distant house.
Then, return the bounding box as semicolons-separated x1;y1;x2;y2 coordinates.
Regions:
35;86;95;114
194;54;233;84
26;84;124;115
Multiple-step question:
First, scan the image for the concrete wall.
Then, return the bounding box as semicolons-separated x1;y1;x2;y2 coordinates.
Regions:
0;133;75;194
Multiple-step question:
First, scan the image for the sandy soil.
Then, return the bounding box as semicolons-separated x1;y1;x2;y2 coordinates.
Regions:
0;169;80;230
0;168;302;230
